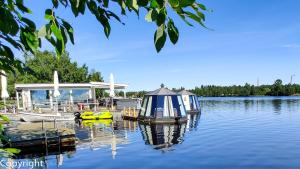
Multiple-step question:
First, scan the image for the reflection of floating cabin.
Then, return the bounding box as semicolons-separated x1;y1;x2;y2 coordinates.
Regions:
139;123;186;151
138;87;187;123
178;90;201;113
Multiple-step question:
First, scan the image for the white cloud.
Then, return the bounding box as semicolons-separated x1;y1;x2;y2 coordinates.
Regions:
281;44;300;48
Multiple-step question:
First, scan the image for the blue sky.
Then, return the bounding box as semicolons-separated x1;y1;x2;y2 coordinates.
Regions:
23;0;300;91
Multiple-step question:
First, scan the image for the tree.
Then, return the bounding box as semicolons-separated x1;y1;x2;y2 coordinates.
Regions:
7;50;103;96
0;0;209;75
271;79;283;96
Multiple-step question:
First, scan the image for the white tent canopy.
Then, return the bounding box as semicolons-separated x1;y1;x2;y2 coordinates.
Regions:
53;71;60;97
1;70;9;113
1;70;9;99
109;73;115;97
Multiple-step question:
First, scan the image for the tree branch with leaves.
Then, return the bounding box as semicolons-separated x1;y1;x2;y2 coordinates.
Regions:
0;0;209;74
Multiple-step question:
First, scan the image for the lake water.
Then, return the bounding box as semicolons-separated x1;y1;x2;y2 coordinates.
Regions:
3;96;300;169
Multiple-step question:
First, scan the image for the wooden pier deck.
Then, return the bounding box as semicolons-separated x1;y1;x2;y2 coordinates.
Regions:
121;107;138;120
2;122;76;157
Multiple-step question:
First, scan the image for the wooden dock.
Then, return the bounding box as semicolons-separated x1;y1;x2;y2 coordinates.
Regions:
121;107;138;120
2;122;76;157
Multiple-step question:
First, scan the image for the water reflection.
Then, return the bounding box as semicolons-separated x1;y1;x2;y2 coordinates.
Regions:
139;122;186;151
75;120;129;159
186;113;201;130
5;97;300;168
272;99;282;114
200;96;300;115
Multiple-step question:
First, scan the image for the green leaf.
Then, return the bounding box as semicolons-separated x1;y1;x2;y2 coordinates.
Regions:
154;24;166;52
179;0;195;7
96;14;111;38
117;0;126;15
145;9;157;22
87;0;97;14
0;9;19;36
130;0;139;14
150;0;158;8
168;0;179;8
0;115;10;122
55;39;64;56
61;27;68;44
61;20;74;44
1;35;22;50
107;11;124;24
137;0;148;7
16;0;32;13
50;24;63;40
70;0;80;16
21;17;36;31
52;0;59;8
45;9;53;20
156;0;164;7
78;0;86;14
156;9;166;26
167;19;179;44
20;28;39;53
4;148;21;154
103;0;109;7
197;3;206;10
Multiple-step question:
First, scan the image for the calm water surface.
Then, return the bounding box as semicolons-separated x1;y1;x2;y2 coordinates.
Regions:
6;96;300;169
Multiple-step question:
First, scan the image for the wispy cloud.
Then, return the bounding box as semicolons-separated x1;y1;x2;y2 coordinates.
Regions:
281;44;300;48
69;37;152;64
166;69;183;73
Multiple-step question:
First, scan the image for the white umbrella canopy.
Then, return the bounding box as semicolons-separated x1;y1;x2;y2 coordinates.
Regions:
53;71;60;97
109;73;115;97
1;70;9;99
1;70;9;113
53;71;60;115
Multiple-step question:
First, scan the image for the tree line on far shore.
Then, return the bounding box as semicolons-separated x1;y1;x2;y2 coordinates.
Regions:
121;79;300;98
190;79;300;97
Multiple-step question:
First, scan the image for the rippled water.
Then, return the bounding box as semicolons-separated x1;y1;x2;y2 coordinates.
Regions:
4;96;300;169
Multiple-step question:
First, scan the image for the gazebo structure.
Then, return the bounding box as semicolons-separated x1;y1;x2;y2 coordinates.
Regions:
138;87;187;123
178;90;201;113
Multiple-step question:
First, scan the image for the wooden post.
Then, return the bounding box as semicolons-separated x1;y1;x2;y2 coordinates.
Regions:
54;119;57;129
129;107;131;117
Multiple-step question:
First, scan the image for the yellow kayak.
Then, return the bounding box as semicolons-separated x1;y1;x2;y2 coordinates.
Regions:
80;111;113;120
82;119;113;127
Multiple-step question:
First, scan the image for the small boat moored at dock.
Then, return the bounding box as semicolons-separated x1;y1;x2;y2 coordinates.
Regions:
80;111;113;120
19;112;75;122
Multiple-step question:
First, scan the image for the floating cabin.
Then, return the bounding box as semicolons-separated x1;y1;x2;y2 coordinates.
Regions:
138;87;187;123
178;90;201;113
